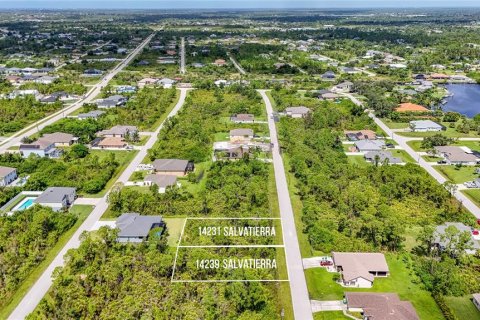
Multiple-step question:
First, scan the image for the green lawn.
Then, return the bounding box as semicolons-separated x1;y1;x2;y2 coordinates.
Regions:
0;205;93;319
381;118;409;129
214;132;230;141
462;189;480;207
305;254;444;320
313;311;351;320
390;149;416;163
85;150;138;197
422;155;442;162
403;226;422;252
444;296;480;320
408;140;480;152
433;165;478;183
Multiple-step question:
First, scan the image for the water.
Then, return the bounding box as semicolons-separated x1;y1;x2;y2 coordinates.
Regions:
16;198;35;211
441;84;480;118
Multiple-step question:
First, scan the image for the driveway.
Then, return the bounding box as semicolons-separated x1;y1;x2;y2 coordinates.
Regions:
311;300;345;312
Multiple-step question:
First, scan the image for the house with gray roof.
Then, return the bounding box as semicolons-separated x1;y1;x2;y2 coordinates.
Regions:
433;222;480;255
364;151;402;165
144;174;178;193
116;213;164;243
152;159;194;177
19;139;62;158
96;95;127;109
434;146;480;165
0;166;17;187
332;252;389;288
77;110;106;120
230;128;254;142
41;132;78;147
409;120;443;132
35;187;76;211
354;139;385;152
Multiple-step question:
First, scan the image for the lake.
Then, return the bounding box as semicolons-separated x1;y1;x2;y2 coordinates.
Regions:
441;84;480;118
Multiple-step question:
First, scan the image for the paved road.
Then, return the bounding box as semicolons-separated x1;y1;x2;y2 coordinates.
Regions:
227;52;246;75
180;37;186;74
341;93;480;219
259;90;313;320
8;88;190;320
0;34;154;153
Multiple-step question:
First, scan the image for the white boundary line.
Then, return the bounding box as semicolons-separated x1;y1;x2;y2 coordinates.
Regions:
170;218;188;282
170;217;288;282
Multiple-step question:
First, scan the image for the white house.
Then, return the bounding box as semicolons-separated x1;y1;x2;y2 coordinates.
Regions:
34;187;76;211
332;252;389;288
409;120;443;132
0;166;17;187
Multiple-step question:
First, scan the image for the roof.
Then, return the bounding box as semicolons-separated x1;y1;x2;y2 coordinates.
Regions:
98;137;127;147
98;125;137;136
395;103;429;112
78;110;105;118
285;106;311;115
434;222;480;250
355;139;385;151
434;146;479;163
344;130;377;140
20;138;54;150
332;252;389;282
230;128;254;137
145;174;177;188
116;213;163;238
473;293;480;304
410;120;443;129
41;132;75;144
152;159;189;172
345;292;419;320
231;114;254;121
0;166;16;177
35;187;76;204
364;151;402;164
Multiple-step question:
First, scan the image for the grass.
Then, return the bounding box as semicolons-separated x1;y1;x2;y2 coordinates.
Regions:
433;165;478;183
305;254;444;320
84;150;138;197
397;124;480;139
422;155;442;162
381;118;409;129
0;205;93;319
163;217;186;247
462;189;480;207
390;149;415;163
313;311;351;320
444;295;480;320
408;140;480;152
403;226;422;251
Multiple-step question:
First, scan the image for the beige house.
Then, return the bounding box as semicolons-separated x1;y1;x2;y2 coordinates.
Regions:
41;132;78;147
229;128;254;143
332;252;389;288
98;137;127;149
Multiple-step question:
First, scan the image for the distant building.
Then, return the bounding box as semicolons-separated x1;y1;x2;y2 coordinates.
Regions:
395;103;429;113
0;166;17;187
97;125;138;139
213;59;226;66
77;110;106;120
96;95;127;109
35;187;76;211
321;71;336;80
116;213;165;243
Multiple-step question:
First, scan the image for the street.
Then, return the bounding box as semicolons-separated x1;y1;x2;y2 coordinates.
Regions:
7;88;190;320
0;34;155;153
259;90;313;320
180;37;186;74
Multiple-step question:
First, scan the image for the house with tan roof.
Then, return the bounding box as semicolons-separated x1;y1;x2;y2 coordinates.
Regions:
345;292;419;320
152;159;194;177
395;103;429;113
332;252;389;288
41;132;78;147
230;128;254;143
434;146;480;165
97;137;128;149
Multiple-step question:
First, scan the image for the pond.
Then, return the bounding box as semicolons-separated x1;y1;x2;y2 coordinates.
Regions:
440;84;480;118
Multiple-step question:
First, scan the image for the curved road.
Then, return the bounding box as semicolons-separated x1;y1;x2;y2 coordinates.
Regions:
0;34;154;153
8;88;190;320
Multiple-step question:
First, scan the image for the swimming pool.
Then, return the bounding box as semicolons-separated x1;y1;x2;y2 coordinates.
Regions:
12;197;36;211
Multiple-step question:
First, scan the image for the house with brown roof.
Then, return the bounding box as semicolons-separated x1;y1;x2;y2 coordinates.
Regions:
97;137;128;149
41;132;78;147
230;128;254;143
344;130;377;141
430;73;450;80
332;252;389;288
213;59;226;66
230;114;255;123
345;292;419;320
395;103;429;113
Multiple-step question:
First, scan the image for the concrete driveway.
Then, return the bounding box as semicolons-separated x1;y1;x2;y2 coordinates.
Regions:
311;300;345;312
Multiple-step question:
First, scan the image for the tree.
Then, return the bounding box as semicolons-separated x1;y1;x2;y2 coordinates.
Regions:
69;144;89;159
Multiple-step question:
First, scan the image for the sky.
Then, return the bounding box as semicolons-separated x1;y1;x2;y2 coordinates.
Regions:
0;0;479;9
